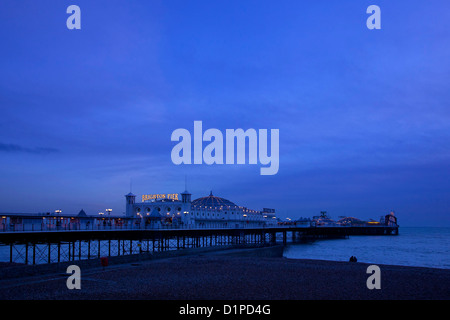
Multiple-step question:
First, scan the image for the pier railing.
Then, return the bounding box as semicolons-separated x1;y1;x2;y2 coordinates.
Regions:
0;221;397;233
0;222;313;233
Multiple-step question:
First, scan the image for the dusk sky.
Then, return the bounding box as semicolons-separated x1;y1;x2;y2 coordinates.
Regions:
0;1;449;226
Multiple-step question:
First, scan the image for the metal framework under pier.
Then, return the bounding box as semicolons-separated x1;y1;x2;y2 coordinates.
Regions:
0;226;399;265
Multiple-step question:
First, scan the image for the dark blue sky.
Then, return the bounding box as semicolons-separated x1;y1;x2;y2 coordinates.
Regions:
0;1;449;226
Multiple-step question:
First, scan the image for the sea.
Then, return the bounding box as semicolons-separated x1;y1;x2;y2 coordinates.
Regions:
283;227;450;269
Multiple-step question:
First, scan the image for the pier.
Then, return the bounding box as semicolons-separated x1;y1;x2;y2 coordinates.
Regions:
0;225;398;266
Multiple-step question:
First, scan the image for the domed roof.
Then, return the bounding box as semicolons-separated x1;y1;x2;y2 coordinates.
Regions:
192;191;237;208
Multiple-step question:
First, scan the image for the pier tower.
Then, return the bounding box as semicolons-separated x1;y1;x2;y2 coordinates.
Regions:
181;190;191;203
125;192;136;217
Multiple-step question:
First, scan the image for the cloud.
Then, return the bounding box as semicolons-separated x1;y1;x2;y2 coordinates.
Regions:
0;142;59;155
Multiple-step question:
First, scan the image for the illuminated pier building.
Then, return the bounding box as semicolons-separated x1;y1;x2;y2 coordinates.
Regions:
126;191;277;228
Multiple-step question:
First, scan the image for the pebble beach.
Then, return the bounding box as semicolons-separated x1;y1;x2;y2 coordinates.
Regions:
0;252;449;300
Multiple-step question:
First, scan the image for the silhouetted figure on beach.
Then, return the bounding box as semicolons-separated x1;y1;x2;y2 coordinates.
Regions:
349;256;358;262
